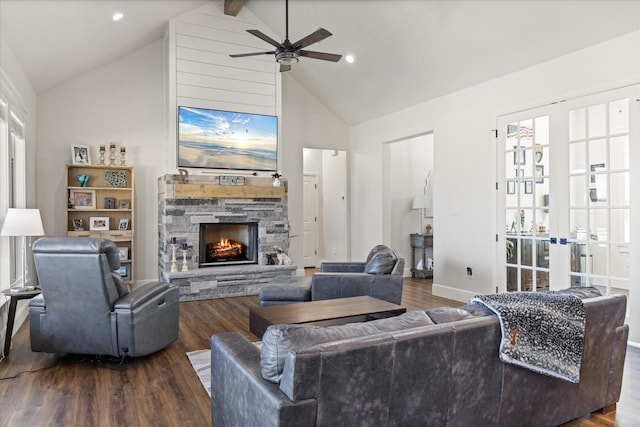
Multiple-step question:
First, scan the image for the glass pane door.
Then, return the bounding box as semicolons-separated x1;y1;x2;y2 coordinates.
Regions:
567;97;632;297
502;115;551;292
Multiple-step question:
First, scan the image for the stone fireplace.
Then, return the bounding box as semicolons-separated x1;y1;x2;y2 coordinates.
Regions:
158;174;296;301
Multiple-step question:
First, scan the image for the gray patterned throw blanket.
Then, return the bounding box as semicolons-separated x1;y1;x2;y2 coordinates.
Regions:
469;291;586;383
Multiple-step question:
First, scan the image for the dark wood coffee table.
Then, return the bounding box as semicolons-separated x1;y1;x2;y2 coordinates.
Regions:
249;296;406;339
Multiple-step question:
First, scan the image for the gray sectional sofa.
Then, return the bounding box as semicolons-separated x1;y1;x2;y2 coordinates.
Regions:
210;292;628;427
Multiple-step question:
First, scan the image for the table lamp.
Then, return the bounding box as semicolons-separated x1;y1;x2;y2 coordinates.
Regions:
412;195;430;234
1;208;45;291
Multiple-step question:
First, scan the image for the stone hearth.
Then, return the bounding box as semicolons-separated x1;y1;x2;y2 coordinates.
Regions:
158;174;295;301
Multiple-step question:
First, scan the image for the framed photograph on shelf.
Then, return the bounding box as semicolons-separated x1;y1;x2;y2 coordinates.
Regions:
117;247;129;261
118;218;130;230
72;218;84;231
506;180;516;195
118;199;131;209
71;144;91;165
70;189;96;209
89;216;109;231
116;264;131;280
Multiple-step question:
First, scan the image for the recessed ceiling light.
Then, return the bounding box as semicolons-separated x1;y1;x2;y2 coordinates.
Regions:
345;54;355;64
112;12;124;21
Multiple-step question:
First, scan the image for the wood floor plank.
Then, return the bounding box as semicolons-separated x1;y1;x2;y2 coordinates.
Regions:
0;272;636;426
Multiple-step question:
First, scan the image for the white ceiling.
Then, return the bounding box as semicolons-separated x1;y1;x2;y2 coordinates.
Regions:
1;0;639;125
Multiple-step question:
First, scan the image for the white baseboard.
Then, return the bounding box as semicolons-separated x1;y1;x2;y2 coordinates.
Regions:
432;283;475;304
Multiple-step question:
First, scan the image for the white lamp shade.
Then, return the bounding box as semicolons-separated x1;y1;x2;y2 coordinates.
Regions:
412;195;430;210
1;208;45;236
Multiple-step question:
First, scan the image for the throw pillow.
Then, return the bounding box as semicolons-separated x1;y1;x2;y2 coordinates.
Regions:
260;310;434;383
364;246;397;274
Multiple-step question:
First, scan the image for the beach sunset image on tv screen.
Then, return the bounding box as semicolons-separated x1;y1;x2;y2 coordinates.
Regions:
178;106;278;171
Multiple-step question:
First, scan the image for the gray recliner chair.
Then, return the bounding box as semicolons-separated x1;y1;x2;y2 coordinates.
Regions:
312;244;404;304
29;237;179;357
258;245;404;306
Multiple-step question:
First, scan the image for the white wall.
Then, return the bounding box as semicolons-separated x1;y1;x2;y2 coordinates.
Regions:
282;74;349;272
350;31;640;341
37;40;166;281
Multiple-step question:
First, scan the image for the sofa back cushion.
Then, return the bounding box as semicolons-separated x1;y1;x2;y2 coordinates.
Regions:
364;245;398;274
260;310;434;383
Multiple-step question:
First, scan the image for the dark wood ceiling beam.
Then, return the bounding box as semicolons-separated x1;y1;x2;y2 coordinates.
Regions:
224;0;245;16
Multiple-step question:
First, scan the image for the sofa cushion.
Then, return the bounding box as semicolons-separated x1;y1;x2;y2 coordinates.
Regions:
260;310;434;383
425;307;478;323
364;246;397;274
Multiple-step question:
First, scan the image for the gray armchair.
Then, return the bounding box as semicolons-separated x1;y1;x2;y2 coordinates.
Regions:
311;245;404;304
29;237;179;357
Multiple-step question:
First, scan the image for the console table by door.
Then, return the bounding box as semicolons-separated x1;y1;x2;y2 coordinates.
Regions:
410;233;433;279
2;288;41;356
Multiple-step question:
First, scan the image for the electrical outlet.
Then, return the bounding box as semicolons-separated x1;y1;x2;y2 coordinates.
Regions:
466;267;473;278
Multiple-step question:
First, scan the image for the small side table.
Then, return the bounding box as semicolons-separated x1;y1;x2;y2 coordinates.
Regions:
2;288;41;356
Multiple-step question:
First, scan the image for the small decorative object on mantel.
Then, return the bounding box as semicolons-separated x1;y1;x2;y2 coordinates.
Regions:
272;172;282;187
109;142;117;166
76;174;89;187
178;168;189;184
170;237;178;273
425;224;432;235
219;175;245;186
99;145;106;165
105;170;126;187
120;146;126;166
181;242;189;272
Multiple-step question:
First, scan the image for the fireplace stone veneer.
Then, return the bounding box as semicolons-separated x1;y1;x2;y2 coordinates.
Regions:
158;174;295;301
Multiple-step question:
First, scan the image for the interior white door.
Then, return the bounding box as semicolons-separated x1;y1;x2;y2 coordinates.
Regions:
303;174;318;267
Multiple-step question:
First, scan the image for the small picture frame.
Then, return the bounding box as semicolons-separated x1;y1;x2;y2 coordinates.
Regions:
535;165;544;184
118;199;131;209
71;144;91;165
118;218;130;230
525;180;533;194
89;216;109;231
72;218;84;231
506;180;516;195
70;189;96;210
117;247;129;261
116;264;131;280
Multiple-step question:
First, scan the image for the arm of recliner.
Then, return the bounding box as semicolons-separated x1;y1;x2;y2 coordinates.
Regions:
114;281;172;310
320;262;366;272
210;333;317;426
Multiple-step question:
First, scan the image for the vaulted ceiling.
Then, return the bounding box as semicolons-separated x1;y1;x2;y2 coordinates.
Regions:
1;0;638;125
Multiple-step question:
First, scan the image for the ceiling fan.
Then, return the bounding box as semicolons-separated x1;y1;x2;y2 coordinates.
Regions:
229;0;342;72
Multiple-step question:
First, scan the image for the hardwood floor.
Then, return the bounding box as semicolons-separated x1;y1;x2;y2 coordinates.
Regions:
0;274;637;426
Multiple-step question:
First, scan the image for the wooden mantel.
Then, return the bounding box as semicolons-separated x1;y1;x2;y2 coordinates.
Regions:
171;183;285;199
159;174;286;200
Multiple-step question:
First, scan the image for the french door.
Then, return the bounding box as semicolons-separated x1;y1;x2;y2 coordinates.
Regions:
497;85;638;299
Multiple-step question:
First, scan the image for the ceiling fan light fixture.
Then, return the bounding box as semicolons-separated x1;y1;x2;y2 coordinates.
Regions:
276;51;299;65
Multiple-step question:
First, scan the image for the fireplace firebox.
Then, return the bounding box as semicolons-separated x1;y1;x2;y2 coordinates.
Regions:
199;222;258;267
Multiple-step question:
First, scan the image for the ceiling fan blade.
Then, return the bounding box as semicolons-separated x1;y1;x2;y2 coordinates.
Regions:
300;50;342;62
292;28;332;49
246;30;283;48
230;51;276;58
280;64;292;72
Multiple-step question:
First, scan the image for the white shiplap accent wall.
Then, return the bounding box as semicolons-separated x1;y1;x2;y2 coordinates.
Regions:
166;0;282;172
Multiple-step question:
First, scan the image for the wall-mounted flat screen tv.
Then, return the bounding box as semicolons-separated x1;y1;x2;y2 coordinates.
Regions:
178;106;278;172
